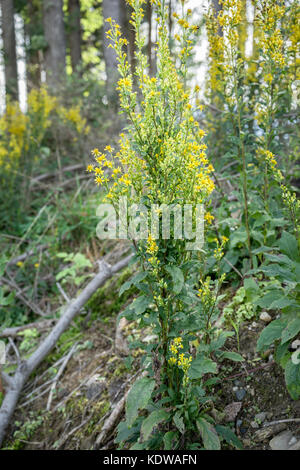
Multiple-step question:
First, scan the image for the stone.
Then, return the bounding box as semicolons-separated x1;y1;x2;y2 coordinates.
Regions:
269;430;294;450
224;401;242;422
260;312;272;323
289;440;300;450
235;388;246;400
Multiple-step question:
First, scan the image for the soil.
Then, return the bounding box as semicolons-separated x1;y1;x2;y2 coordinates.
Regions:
2;299;300;451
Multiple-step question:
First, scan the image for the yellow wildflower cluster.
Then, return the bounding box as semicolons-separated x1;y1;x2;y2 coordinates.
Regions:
146;233;160;266
204;211;214;225
168;337;192;378
197;276;212;305
0;87;89;174
58;104;89;135
213;235;228;261
88;0;215;229
257;0;285;68
262;148;300;236
0;100;28;170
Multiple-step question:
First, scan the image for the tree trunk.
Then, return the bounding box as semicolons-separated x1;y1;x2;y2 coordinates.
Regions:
67;0;82;73
25;0;42;91
0;0;18;102
42;0;66;90
102;0;126;107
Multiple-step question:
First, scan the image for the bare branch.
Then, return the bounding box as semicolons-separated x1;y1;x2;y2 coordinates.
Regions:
0;254;133;448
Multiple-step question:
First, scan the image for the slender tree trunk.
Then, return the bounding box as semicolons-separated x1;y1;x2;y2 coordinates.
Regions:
0;0;18;102
25;0;41;91
102;0;126;107
67;0;82;73
42;0;66;90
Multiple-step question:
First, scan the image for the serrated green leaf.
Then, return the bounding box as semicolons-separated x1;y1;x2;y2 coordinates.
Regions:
285;360;300;400
257;319;287;351
119;272;148;296
197;417;221;450
166;265;184;294
126;377;155;427
281;317;300;344
163;431;179;450
130;295;151;315
140;409;168;442
173;412;185;434
215;425;243;449
279;232;299;261
188;356;217;379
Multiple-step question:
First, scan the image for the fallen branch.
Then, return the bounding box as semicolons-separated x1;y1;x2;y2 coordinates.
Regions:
0;320;55;339
7;244;48;267
30;164;85;186
0;254;133;448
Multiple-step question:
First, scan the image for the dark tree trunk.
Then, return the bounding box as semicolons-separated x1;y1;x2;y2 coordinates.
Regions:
42;0;66;89
68;0;82;73
25;0;41;91
102;0;126;107
0;0;18;102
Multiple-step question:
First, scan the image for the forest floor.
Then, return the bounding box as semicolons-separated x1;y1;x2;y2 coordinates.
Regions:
2;274;300;450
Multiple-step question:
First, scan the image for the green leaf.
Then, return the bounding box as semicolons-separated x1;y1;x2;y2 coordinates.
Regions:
220;351;245;362
279;232;299;261
215;425;243;449
115;420;140;444
126;377;155;427
257;319;287;351
119;272;148;296
285;360;300;400
130;295;151;315
281;317;300;344
130;442;146;450
197;417;221;450
255;291;292;310
163;431;179;450
140;409;168;442
188;356;217;379
173;412;185;434
166;265;184;294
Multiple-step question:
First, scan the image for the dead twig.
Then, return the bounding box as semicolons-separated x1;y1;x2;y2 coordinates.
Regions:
0;319;55;339
7;244;48;267
0;254;133;448
46;342;78;411
263;418;300;427
0;276;45;317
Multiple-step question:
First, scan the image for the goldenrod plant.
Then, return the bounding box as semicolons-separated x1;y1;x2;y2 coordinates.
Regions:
0;87;89;229
88;0;243;450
